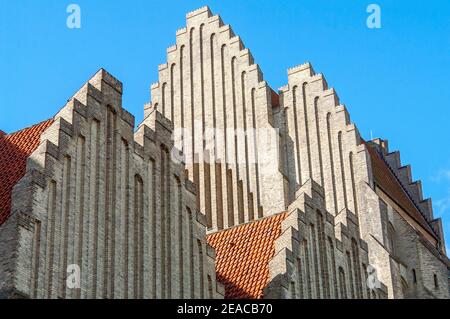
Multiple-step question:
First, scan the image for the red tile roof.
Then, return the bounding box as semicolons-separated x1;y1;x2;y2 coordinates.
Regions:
271;89;280;108
367;144;437;239
206;212;288;299
0;120;53;225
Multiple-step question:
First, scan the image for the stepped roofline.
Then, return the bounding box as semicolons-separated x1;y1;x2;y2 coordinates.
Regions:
366;141;439;242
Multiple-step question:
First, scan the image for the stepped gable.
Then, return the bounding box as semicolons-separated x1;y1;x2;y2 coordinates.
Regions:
147;5;287;230
207;212;288;299
366;142;438;240
0;119;54;225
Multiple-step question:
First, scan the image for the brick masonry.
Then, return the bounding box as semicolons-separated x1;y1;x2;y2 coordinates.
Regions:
0;69;224;299
148;6;449;299
0;6;448;299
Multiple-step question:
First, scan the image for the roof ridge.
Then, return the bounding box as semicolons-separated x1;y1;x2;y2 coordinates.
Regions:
5;118;53;136
207;211;287;236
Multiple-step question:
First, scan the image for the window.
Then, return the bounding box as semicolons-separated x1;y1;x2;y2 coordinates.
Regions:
412;269;417;283
387;222;395;255
207;275;213;298
338;267;347;299
351;238;363;298
197;239;205;298
433;274;439;288
290;281;296;299
296;258;303;299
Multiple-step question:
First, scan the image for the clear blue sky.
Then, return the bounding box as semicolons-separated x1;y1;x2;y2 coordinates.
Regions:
1;1;449;252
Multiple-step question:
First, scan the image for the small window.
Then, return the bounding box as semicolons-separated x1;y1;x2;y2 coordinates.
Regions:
290;281;296;299
387;223;395;255
433;274;439;288
207;275;213;298
412;269;417;283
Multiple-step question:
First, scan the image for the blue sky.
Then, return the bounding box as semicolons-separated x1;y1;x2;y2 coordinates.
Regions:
0;1;449;252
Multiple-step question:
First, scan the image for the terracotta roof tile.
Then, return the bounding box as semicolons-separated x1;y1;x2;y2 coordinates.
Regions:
0;119;53;225
271;89;280;108
367;144;437;239
206;212;288;299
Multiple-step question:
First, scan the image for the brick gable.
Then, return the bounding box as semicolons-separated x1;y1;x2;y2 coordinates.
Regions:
0;120;53;225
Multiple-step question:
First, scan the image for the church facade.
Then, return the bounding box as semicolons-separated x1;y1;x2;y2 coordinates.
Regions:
0;7;448;299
